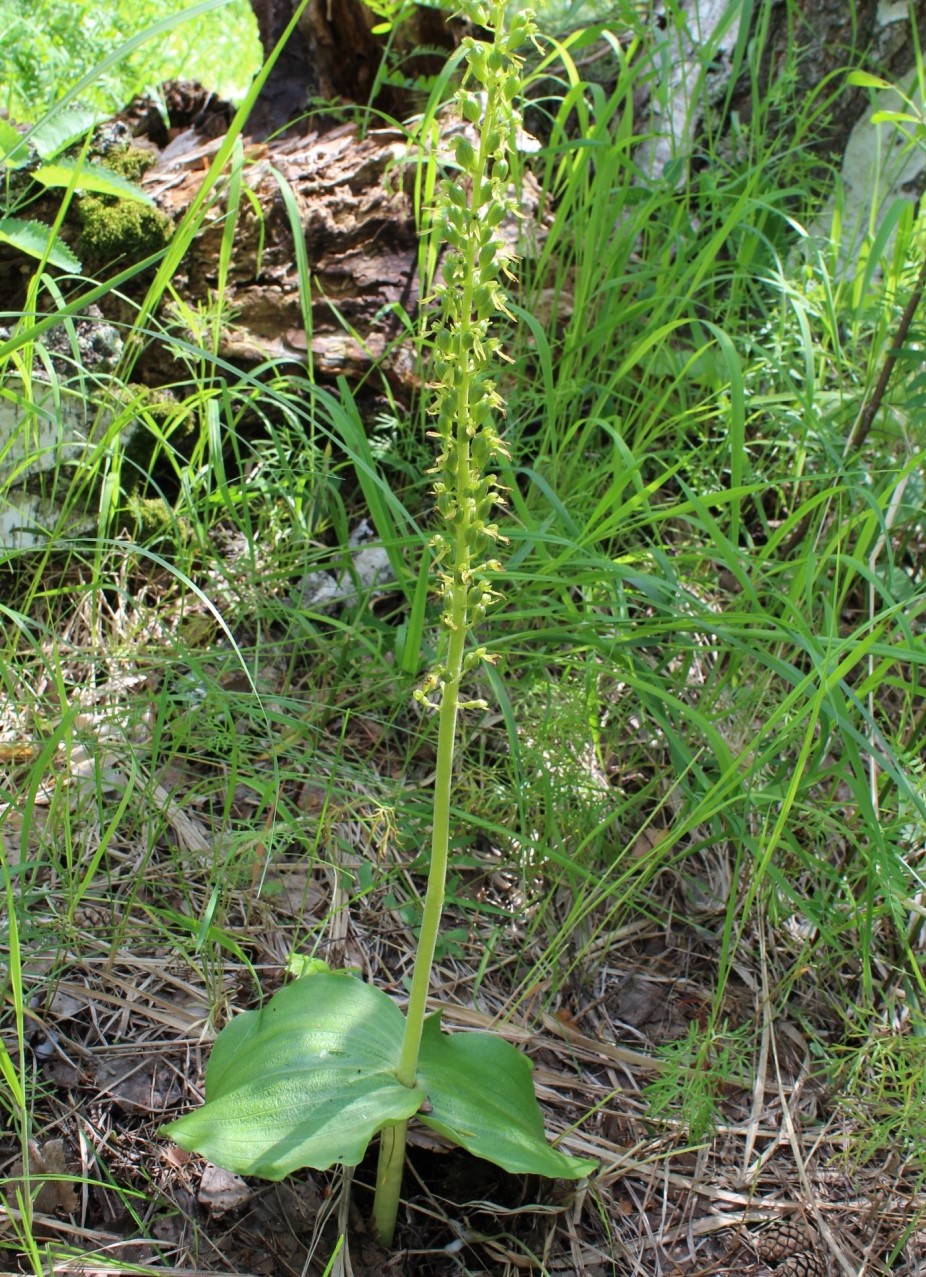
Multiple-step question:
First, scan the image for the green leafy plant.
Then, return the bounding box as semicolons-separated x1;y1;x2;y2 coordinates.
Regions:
0;0;258;120
0;110;158;273
164;0;595;1250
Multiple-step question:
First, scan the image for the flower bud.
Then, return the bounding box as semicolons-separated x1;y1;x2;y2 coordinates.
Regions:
460;91;482;124
485;200;506;227
454;136;476;169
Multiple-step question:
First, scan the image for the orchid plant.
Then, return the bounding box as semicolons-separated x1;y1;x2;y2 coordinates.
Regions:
165;1;595;1249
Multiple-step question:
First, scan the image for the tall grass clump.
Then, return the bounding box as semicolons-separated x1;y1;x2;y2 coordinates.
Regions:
0;3;373;1265
460;0;926;1135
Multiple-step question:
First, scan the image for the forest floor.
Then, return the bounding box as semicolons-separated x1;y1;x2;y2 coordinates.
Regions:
3;544;925;1277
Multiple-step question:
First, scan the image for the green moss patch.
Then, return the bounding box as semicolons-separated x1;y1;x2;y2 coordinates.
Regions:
101;143;158;182
77;192;172;264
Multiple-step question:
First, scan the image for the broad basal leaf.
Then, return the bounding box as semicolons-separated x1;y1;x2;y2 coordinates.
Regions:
416;1012;596;1180
164;973;595;1184
31;159;154;205
164;974;425;1179
0;217;82;271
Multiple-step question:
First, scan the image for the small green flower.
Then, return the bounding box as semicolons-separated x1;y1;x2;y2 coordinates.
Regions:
420;5;532;700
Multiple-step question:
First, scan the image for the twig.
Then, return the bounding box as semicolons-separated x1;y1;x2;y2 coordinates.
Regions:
781;243;926;556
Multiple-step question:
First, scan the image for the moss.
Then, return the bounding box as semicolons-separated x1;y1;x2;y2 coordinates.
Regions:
109;383;178;420
106;385;189;489
121;494;191;543
101;143;158;182
77;194;173;264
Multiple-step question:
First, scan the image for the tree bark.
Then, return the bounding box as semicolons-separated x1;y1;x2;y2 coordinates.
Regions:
137;123;425;391
124;114;543;396
625;0;926;185
247;0;463;136
724;0;926;166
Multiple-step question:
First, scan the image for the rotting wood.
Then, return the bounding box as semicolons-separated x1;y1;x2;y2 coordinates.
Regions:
129;115;545;393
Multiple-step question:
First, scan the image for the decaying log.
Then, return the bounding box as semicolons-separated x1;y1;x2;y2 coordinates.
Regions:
127;110;543;394
140;122;422;389
0;90;542;403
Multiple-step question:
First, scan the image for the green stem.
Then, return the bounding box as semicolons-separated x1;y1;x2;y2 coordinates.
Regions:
372;1118;408;1248
373;293;481;1253
398;602;469;1086
372;584;468;1247
371;5;510;1247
